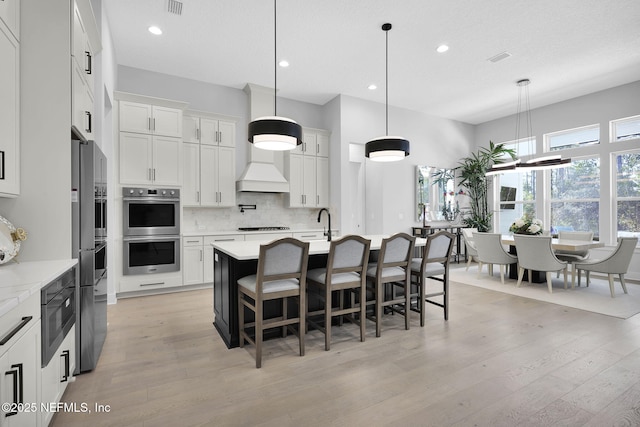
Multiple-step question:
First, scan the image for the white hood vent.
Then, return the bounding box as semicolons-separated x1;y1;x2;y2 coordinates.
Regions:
236;84;290;193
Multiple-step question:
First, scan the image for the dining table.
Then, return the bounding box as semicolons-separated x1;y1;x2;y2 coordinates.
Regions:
501;235;605;285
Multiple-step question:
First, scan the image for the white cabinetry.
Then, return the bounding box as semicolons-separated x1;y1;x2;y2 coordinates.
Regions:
71;1;99;142
120;101;183;138
0;0;19;197
182;112;236;207
40;325;75;427
119;272;183;294
119;132;181;186
0;293;40;427
285;128;330;208
183;237;204;286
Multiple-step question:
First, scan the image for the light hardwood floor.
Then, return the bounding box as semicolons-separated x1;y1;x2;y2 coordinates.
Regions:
53;273;640;427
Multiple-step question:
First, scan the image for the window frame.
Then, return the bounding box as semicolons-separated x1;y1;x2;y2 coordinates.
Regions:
612;148;640;243
610;114;640;143
544;123;600;152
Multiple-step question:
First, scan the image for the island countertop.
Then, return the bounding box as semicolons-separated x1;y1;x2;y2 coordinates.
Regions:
211;234;427;260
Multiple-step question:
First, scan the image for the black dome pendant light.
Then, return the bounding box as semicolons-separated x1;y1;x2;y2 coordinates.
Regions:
247;0;302;151
365;23;410;162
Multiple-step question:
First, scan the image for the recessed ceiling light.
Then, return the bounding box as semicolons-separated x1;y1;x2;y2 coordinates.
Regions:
368;84;377;90
148;26;162;35
278;60;289;67
436;44;449;53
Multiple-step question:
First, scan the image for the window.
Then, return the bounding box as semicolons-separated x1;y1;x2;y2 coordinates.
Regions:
546;124;599;151
550;157;600;237
500;137;535;160
615;151;640;242
498;170;536;235
611;115;640;142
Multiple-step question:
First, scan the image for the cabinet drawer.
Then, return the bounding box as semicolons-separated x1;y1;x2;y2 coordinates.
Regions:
204;234;244;244
243;232;292;242
0;292;39;358
292;231;325;241
183;236;204;246
119;273;182;294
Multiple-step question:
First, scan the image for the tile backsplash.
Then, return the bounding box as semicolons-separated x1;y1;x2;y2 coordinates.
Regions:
182;192;325;233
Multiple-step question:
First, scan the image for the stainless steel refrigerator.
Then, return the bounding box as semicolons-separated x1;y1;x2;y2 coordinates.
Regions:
71;139;107;373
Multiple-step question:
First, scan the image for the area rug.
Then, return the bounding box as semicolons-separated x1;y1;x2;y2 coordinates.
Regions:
449;266;640;319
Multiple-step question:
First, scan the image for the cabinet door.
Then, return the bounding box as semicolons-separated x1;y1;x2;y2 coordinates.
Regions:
217;146;236;207
0;323;39;427
0;22;19;196
297;131;316;155
183;245;204;285
151;106;182;137
218;120;236;147
199;145;218;206
182;116;199;143
152;136;181;186
204;245;214;284
182;143;200;206
288;154;304;207
83;36;94;95
72;3;86;69
72;62;88;139
119;101;152;134
0;0;18;41
316;156;329;207
120;132;153;184
199;118;218;146
316;133;329;157
303;155;317;207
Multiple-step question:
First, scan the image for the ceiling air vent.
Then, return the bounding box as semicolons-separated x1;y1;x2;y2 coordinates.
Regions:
167;0;183;15
487;51;512;63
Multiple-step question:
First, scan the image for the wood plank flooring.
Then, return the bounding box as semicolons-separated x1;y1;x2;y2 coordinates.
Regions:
52;273;640;427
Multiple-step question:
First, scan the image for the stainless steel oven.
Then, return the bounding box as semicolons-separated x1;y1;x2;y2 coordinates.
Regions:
123;188;180;236
123;235;181;275
41;267;76;367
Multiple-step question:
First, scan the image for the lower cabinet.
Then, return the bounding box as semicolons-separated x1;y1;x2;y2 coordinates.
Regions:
183;235;244;287
0;317;40;427
40;325;75;427
118;272;183;294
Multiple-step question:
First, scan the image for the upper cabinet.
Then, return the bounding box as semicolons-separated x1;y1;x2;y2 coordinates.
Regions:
71;0;101;142
285;128;330;208
120;101;183;138
0;0;19;197
183;113;235;147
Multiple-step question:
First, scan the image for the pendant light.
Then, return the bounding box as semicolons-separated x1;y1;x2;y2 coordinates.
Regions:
247;0;302;151
514;79;570;170
365;23;410;162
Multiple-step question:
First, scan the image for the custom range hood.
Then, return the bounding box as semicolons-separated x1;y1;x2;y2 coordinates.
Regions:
236;84;290;192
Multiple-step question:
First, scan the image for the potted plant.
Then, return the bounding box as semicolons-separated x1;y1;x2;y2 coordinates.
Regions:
455;141;516;232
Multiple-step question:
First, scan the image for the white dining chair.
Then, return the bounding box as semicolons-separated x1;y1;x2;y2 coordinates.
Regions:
555;230;594;287
513;234;568;293
472;232;517;284
575;237;638;297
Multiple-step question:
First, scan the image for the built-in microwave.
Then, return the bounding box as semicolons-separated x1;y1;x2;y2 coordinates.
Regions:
122;188;180;237
123;235;180;275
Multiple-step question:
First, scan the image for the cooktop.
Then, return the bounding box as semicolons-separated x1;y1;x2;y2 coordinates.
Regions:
237;227;290;231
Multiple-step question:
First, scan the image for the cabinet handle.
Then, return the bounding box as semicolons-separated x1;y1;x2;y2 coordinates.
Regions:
214;238;235;242
61;350;70;383
153;169;156;181
140;282;165;287
85;51;92;74
4;364;22;417
317;195;319;205
0;150;4;180
196;128;200;140
85;111;92;133
153;118;156;131
218;192;222;204
196;191;200;202
300;235;316;238
200;249;203;262
148;168;152;181
186;240;200;243
317;144;319;154
0;316;33;346
148;117;151;131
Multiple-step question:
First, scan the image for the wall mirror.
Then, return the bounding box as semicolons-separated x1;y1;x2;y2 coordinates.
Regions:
416;165;456;223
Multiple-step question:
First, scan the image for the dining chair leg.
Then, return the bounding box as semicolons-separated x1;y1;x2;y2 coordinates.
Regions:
477;261;483;278
489;264;494;276
546;272;553;293
620;274;628;294
586;271;591;287
608;273;616;298
563;268;568;290
299;292;305;357
516;267;525;287
255;300;263;369
444;276;449;321
466;256;472;271
499;265;505;284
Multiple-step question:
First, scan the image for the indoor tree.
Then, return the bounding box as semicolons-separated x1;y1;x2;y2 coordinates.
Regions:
455;141;516;231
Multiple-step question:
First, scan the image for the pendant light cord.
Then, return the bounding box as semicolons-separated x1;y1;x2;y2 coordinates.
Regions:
385;27;389;136
273;0;278;116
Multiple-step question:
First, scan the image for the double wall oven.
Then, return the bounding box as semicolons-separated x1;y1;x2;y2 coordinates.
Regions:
123;188;180;275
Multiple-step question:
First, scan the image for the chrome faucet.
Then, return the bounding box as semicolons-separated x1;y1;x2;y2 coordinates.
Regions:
317;208;332;241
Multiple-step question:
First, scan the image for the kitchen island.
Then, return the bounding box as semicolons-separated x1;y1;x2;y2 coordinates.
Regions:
211;235;426;348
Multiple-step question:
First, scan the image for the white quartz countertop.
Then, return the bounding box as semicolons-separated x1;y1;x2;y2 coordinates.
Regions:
211;235;427;260
0;259;78;317
182;228;331;237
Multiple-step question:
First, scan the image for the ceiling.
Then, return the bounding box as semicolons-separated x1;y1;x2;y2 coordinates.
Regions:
103;0;640;125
